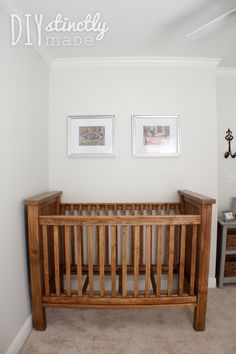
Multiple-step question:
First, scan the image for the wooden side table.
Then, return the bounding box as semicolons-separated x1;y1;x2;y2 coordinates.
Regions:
216;218;236;288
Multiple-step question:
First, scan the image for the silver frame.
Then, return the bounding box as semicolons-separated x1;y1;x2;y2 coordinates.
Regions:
132;115;181;157
232;197;236;216
68;115;116;157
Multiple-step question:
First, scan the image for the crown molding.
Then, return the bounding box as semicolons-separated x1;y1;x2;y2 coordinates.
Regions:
51;57;222;69
216;67;236;77
0;0;52;66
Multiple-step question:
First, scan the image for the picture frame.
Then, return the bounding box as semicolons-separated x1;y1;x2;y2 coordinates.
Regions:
223;210;235;222
68;115;116;157
132;115;180;157
232;197;236;216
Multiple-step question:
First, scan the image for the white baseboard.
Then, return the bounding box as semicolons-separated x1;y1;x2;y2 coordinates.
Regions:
208;277;216;288
6;315;32;354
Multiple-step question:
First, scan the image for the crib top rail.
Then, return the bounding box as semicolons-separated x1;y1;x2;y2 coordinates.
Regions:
39;214;201;226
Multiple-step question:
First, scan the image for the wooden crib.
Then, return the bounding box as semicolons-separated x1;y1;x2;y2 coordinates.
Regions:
25;190;215;331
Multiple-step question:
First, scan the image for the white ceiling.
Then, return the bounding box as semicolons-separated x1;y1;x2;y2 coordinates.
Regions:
6;0;236;66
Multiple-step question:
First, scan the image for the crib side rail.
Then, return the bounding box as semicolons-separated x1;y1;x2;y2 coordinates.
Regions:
40;215;200;225
39;214;201;309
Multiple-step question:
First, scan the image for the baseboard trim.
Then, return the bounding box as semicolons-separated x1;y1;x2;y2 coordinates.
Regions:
208;277;216;288
6;315;32;354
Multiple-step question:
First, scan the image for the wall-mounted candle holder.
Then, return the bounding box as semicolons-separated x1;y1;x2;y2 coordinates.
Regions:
224;129;236;158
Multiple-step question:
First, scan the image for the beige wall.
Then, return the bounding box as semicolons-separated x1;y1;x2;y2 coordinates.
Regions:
0;5;227;348
0;5;49;353
217;75;236;214
49;64;218;281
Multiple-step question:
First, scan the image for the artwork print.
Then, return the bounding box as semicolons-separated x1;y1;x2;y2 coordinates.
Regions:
79;126;105;146
143;126;170;145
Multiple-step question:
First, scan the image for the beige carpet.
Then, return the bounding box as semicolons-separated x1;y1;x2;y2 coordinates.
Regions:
20;288;236;354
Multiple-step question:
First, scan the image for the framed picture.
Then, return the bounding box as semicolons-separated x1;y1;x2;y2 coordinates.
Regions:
223;210;234;222
132;115;180;157
68;115;116;157
232;197;236;216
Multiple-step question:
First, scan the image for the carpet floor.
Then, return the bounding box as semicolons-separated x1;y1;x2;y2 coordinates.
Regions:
20;287;236;354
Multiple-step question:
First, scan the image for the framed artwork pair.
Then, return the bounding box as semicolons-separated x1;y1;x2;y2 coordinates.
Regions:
68;115;180;157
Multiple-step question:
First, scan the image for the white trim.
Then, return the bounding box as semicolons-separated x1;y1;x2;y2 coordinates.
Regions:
6;315;32;354
208;277;216;288
51;57;222;69
0;0;52;66
216;67;236;77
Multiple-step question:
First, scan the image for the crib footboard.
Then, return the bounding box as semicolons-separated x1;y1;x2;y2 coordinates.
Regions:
25;191;215;331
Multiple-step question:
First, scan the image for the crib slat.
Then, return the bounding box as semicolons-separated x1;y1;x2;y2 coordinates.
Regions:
60;204;65;215
190;225;197;296
167;204;170;215
178;225;186;296
99;226;105;297
168;226;175;297
105;205;109;265
76;226;83;297
122;204;126;215
174;225;180;268
78;205;84;266
134;226;140;297
65;225;71;296
70;205;75;265
148;204;152;215
139;205;144;266
111;226;117;296
42;225;49;296
122;226;127;297
156;225;163;297
148;205;153;268
165;224;170;270
87;205;92;215
96;205;100;266
131;205;135;265
88;225;94;297
53;225;60;296
114;205;118;262
145;225;151;297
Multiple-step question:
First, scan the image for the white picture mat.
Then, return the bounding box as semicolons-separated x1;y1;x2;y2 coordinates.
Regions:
68;115;116;157
132;115;180;157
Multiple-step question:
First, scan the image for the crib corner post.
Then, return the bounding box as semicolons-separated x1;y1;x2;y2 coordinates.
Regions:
193;203;214;331
27;203;46;330
178;190;215;331
25;191;62;331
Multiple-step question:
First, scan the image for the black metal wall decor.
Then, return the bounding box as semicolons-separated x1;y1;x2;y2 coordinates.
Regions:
224;129;236;158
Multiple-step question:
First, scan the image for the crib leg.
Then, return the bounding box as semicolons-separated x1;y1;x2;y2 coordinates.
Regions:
32;303;46;331
193;293;207;331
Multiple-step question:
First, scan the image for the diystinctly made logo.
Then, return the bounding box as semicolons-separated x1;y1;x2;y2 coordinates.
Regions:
11;13;109;47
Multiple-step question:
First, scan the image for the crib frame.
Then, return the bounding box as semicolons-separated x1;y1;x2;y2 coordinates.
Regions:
25;190;215;331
